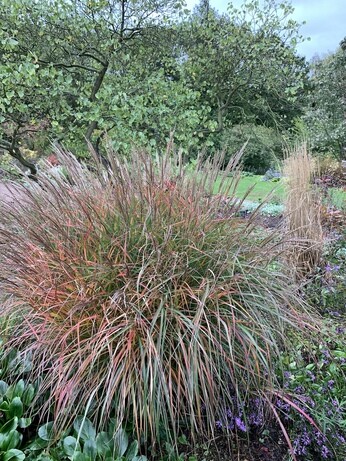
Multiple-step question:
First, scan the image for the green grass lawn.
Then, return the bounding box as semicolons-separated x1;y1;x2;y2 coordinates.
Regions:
214;175;345;209
214;174;285;203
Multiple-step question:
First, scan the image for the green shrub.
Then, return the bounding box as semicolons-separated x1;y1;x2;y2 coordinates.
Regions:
220;124;283;174
26;418;147;461
0;376;35;461
0;147;315;449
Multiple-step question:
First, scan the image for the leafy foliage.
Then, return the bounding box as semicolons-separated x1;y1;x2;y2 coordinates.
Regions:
220;124;283;173
0;0;308;171
183;0;307;136
26;418;147;461
278;332;346;460
305;227;346;317
298;41;346;160
0;377;35;461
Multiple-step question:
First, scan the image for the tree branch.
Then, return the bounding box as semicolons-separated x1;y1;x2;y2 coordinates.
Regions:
0;139;37;177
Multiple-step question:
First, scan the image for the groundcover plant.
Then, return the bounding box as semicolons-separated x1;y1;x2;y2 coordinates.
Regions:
0;148;316;453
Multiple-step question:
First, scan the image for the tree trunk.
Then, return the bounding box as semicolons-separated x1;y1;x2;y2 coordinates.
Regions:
85;62;109;145
0;139;37;178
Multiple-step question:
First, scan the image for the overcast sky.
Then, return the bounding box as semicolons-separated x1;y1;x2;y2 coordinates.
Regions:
186;0;345;60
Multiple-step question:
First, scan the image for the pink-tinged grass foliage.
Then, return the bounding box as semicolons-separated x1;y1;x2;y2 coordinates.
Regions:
0;147;316;447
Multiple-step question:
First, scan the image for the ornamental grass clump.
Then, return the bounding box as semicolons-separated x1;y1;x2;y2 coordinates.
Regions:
0;147;314;448
284;144;323;279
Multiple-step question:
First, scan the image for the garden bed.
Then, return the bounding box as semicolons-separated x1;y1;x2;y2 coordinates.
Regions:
0;154;345;461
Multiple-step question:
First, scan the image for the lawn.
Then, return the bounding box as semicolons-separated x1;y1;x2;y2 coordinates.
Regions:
215;174;345;209
214;174;285;202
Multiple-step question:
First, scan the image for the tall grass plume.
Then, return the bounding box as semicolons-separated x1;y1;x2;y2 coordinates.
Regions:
284;143;323;279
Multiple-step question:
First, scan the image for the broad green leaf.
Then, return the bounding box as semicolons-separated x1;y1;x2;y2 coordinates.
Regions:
3;448;25;461
6;381;25;400
113;428;128;458
72;452;90;461
63;436;81;457
21;384;35;406
0;401;10;413
95;432;112;457
83;438;97;460
0;418;18;434
38;422;55;441
0;429;21;451
0;381;9;397
18;417;32;429
125;440;138;460
26;436;48;451
33;456;55;461
9;398;23;419
73;417;96;443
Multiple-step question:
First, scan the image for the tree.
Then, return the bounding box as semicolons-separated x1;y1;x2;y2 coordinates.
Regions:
0;0;310;174
300;40;346;160
0;0;191;170
179;0;308;141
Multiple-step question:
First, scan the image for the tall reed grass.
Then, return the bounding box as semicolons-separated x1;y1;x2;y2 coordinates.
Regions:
284;144;323;279
0;147;315;448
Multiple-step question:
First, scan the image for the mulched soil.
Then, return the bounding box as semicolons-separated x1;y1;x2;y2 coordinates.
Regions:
175;426;289;461
315;172;346;189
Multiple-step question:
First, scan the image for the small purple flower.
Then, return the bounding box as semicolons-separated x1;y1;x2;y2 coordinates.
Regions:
227;421;235;431
321;349;331;365
325;263;340;273
314;430;327;446
276;398;291;413
235;417;247;432
298;395;315;408
308;397;315;408
336;326;345;334
327;379;335;390
293;436;308;456
337;433;345;444
248;411;264;427
306;370;316;381
331;399;339;408
294;385;305;395
226;409;233;418
216;420;223;429
321;445;330;459
326;408;334;417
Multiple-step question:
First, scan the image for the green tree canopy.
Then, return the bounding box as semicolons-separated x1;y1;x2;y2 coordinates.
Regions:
0;0;309;173
300;40;346;160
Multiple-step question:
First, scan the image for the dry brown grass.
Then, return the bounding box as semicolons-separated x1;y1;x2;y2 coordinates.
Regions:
283;144;323;279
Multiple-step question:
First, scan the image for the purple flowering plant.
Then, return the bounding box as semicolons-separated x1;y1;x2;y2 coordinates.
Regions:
215;395;265;435
277;333;346;461
305;227;346;317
